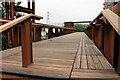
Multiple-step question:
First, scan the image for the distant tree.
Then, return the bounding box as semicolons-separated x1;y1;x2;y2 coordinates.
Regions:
0;1;23;19
74;24;88;32
0;2;5;18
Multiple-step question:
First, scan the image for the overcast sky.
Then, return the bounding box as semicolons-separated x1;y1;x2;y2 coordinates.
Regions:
16;0;104;24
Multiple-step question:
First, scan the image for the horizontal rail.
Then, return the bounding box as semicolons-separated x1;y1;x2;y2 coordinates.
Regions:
32;23;75;30
0;14;43;32
65;21;91;23
8;6;33;13
32;23;64;29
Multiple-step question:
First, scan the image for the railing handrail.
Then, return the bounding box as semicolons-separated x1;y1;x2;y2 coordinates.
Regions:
0;14;43;32
32;23;75;30
0;19;10;23
90;9;120;35
102;9;120;35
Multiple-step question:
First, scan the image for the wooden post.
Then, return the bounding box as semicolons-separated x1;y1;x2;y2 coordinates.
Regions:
10;0;14;20
10;0;17;47
34;28;41;42
12;27;19;47
113;32;120;74
5;1;11;48
92;25;95;42
18;26;21;46
34;28;38;42
93;26;103;52
5;1;9;19
103;24;115;65
7;29;11;48
60;29;63;36
63;29;66;35
32;0;35;22
48;28;53;39
21;19;33;67
28;0;30;10
55;28;59;37
118;37;120;74
39;28;42;41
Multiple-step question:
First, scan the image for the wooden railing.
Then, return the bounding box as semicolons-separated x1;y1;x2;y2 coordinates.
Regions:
0;14;43;32
85;8;120;74
0;19;76;49
32;23;75;41
0;14;43;67
0;14;76;68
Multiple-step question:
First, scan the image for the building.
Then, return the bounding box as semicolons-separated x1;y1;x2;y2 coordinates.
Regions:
104;0;120;9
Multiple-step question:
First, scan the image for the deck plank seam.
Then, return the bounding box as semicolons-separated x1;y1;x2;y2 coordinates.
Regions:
69;36;83;79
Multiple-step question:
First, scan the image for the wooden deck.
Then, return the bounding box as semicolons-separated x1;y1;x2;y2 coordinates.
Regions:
0;32;119;79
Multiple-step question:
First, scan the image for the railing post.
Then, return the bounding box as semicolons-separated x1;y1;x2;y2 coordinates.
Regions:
7;29;11;48
118;37;120;74
60;29;63;36
21;19;33;67
28;0;30;9
92;25;95;42
103;24;115;65
12;27;19;47
55;28;59;37
48;28;53;39
39;28;42;41
34;28;41;42
18;26;21;46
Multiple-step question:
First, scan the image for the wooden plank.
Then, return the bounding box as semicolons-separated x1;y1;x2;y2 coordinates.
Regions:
92;56;103;70
98;56;113;70
81;55;87;69
74;54;81;69
87;56;95;70
1;32;119;79
82;40;86;55
85;43;91;56
74;37;83;69
71;69;119;79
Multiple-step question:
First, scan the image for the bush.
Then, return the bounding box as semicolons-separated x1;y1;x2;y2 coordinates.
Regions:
74;24;88;32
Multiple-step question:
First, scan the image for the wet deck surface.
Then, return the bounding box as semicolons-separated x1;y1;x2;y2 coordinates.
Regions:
0;32;119;79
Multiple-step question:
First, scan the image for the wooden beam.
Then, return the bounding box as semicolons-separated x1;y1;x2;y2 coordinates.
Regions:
8;6;33;13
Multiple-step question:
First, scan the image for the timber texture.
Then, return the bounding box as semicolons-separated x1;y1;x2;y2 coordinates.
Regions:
0;32;119;79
